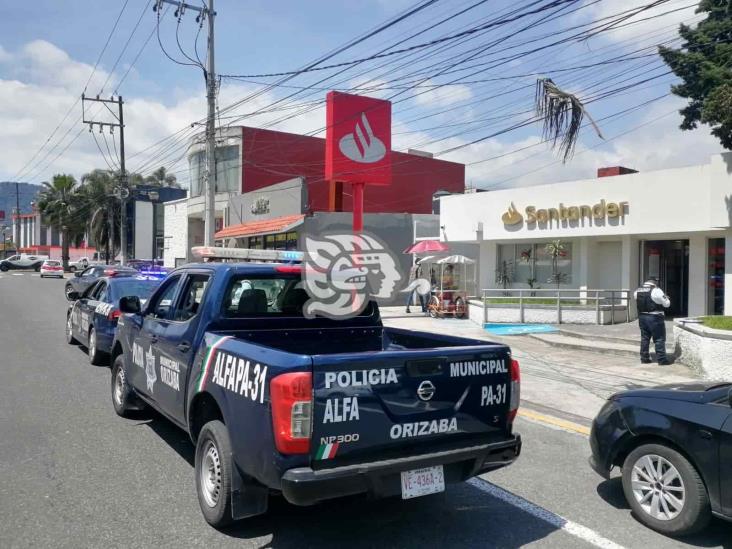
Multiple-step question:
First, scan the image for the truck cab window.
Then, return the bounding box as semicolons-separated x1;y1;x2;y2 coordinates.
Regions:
147;276;181;319
174;274;210;321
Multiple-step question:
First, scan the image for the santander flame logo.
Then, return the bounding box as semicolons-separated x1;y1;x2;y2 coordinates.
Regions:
338;112;386;164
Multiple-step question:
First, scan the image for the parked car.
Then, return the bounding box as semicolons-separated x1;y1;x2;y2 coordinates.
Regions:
0;254;49;272
67;256;91;273
64;265;137;300
66;276;162;364
589;382;732;536
110;262;522;528
40;259;64;278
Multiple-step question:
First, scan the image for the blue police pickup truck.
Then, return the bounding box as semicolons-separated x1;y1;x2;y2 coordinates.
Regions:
110;261;521;528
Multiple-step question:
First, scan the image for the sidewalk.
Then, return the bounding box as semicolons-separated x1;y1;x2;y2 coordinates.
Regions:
381;313;699;423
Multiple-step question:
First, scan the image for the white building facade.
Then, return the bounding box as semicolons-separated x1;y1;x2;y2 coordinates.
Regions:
440;153;732;318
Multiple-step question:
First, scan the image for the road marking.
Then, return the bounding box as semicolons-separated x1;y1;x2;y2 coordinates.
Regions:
11;273;24;276
518;409;591;436
467;478;625;549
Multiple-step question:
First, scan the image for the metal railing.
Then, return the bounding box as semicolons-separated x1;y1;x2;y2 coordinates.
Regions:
480;288;634;325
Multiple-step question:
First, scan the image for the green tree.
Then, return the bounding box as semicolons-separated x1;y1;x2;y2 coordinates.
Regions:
37;174;86;270
660;1;732;149
145;166;179;188
80;169;119;263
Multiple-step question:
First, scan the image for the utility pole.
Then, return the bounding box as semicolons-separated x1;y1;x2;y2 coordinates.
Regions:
205;0;216;247
15;182;20;249
82;94;129;265
155;0;216;245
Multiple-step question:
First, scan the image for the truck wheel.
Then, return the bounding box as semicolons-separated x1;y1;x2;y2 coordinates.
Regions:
34;265;41;272
66;315;78;345
195;420;234;528
65;284;75;300
454;297;466;319
111;355;137;418
0;264;8;272
622;443;710;536
428;296;440;318
88;327;106;365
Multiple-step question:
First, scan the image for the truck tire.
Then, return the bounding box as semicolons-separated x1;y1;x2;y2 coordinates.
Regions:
88;327;106;365
622;443;711;536
34;264;41;272
0;264;8;272
65;284;75;301
195;420;234;528
111;355;137;418
66;314;78;345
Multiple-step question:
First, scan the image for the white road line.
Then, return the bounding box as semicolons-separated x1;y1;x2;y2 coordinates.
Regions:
467;478;626;549
11;273;24;276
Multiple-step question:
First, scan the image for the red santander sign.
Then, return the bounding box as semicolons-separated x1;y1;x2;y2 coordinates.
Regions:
325;91;391;186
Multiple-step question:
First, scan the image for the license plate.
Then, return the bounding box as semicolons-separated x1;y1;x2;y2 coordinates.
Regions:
400;465;445;499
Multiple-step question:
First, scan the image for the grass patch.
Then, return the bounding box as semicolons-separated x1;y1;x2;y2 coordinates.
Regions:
485;298;582;305
701;316;732;331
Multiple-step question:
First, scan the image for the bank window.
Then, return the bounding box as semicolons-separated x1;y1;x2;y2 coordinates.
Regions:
249;236;263;249
497;243;573;288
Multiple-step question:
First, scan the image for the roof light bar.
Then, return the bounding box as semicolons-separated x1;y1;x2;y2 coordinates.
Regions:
191;246;304;263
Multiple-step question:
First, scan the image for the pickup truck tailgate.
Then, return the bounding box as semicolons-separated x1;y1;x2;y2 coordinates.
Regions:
311;346;513;468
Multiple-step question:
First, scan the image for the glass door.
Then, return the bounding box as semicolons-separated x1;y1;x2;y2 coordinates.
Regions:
708;238;725;315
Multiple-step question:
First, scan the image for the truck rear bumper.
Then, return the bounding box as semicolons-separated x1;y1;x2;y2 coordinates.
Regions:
280;435;521;506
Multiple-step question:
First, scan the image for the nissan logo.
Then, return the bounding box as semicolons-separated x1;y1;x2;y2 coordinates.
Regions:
417;380;436;401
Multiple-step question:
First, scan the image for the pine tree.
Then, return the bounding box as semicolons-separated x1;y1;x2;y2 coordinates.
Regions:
659;0;732;149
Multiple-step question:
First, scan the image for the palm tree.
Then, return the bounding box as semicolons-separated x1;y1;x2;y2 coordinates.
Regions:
145;166;179;188
535;78;604;162
37;174;86;270
80;169;119;264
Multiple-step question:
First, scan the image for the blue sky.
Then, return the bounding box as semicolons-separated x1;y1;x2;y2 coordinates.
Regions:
0;0;723;188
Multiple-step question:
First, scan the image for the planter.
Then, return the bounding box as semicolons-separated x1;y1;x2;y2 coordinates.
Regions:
674;319;732;379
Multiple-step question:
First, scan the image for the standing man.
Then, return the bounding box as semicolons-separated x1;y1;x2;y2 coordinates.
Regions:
406;259;426;314
634;277;671;365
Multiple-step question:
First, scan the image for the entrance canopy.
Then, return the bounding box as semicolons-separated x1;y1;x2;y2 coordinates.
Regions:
214;214;305;241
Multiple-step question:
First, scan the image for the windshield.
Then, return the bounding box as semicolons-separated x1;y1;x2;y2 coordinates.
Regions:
44;261;61;266
111;278;160;301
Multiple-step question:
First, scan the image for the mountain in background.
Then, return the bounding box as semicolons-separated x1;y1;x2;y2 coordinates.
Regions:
0;182;42;225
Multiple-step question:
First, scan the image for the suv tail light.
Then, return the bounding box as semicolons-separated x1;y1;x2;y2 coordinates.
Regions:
270;372;312;454
508;358;520;423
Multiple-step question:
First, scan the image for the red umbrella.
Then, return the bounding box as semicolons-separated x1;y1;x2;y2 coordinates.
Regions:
403;240;450;254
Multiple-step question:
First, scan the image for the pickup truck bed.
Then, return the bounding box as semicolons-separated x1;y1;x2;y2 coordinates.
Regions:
111;262;521;528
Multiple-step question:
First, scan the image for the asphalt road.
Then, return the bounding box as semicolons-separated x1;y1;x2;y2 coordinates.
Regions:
1;272;730;548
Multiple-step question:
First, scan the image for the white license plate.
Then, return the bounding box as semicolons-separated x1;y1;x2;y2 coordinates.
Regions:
400;465;445;499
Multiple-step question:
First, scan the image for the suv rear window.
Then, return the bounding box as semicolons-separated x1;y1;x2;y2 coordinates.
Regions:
44;261;61;266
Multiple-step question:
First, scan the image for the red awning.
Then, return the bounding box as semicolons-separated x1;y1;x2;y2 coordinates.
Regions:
214;214;305;240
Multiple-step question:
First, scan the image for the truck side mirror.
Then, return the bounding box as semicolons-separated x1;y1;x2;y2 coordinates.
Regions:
66;290;80;302
120;295;141;315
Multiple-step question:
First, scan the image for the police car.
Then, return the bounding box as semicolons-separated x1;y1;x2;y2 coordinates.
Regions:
66;276;162;365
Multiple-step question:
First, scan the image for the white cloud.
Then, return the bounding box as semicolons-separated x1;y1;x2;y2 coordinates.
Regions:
439;96;722;189
0;40;723;197
578;0;700;45
0;41;327;185
414;79;473;107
